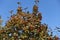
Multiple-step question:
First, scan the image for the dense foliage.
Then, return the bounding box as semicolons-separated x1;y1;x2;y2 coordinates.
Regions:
0;1;59;40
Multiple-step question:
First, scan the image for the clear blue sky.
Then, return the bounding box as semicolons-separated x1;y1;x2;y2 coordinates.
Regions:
0;0;60;37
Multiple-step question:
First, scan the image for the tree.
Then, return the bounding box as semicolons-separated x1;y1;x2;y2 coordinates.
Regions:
0;0;59;40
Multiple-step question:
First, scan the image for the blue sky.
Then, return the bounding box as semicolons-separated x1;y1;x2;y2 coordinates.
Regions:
0;0;60;37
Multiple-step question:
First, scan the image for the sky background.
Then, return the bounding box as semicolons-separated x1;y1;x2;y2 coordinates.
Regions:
0;0;60;37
